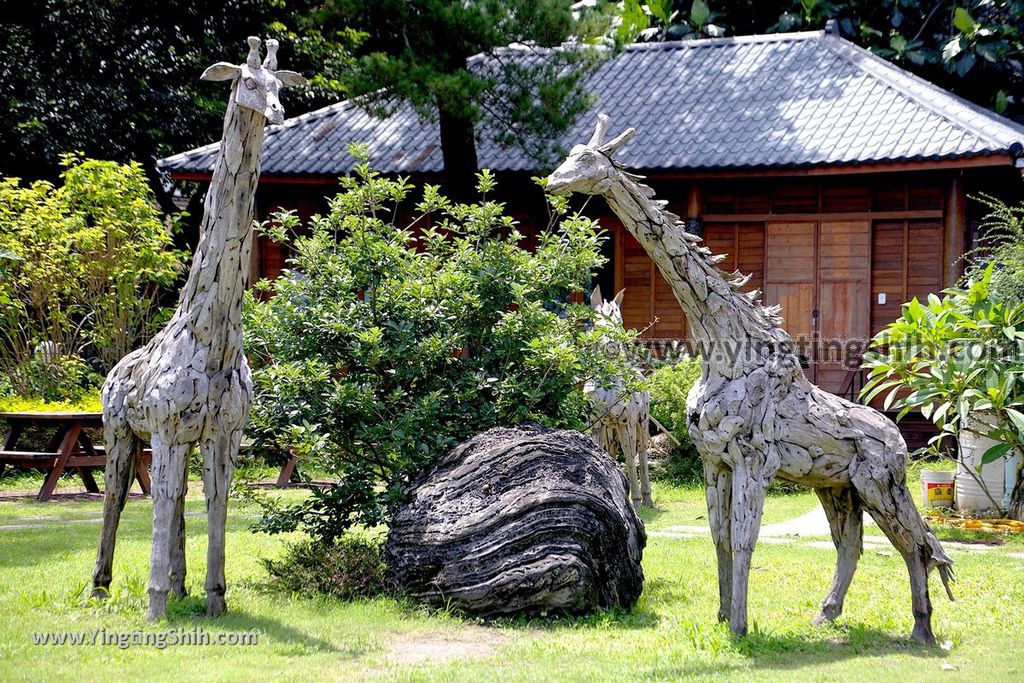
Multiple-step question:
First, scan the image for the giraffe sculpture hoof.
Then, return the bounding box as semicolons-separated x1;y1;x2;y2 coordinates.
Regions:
147;590;168;622
206;591;227;618
90;583;110;600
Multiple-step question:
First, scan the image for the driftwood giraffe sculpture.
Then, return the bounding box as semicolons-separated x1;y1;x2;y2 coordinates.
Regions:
548;114;955;644
92;37;304;620
586;286;653;510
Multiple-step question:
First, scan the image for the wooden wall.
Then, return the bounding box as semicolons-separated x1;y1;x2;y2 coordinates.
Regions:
599;173;956;393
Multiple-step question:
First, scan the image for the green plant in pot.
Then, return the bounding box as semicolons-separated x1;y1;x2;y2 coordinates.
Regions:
862;262;1024;519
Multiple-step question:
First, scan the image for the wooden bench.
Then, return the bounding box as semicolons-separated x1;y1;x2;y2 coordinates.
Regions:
0;411;151;501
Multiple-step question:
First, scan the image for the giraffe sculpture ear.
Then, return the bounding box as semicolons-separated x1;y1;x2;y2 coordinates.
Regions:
613;289;625;307
274;70;307;88
598;128;637;156
590;285;603;308
201;62;242;82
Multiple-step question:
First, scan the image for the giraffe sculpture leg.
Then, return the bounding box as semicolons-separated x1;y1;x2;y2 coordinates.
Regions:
169;471;188;598
617;425;642;511
202;429;241;617
727;443;778;636
92;410;141;597
813;486;863;625
147;437;191;621
637;416;653;508
704;461;733;623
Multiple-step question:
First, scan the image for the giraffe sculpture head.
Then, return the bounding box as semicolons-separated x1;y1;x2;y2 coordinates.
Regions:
590;285;625;331
201;36;306;125
546;114;636;195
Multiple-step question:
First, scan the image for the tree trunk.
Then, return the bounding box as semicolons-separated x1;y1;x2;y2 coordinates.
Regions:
437;103;479;203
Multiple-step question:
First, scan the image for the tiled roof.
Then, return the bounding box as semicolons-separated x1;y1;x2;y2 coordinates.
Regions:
160;30;1024;177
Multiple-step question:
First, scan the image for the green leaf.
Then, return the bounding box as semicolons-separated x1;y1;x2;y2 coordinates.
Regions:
1006;408;1024;437
952;7;976;35
995;90;1009;115
980;442;1013;464
690;0;711;28
647;0;674;25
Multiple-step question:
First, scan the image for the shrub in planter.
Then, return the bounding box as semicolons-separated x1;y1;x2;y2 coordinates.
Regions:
862;263;1024;518
244;149;637;544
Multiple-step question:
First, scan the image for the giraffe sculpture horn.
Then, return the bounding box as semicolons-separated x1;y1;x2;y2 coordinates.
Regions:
588;113;611;147
246;35;262;68
263;38;279;70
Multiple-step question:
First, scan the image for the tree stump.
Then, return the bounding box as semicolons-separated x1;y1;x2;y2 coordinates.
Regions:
385;424;646;616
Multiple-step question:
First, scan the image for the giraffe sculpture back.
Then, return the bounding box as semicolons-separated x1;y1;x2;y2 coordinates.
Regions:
91;37;305;621
548;114;954;644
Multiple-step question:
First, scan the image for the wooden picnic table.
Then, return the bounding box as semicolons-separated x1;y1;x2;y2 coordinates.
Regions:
0;411;151;501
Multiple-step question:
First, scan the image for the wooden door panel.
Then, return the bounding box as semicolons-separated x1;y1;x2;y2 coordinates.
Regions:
765;223;816;377
765;223;815;283
817;220;870;395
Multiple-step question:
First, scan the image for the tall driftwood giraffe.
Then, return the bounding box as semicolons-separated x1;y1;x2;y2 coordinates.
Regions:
91;37;305;621
548;114;955;644
586;286;653;510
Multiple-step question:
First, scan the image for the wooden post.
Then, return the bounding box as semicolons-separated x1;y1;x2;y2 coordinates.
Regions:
943;174;967;288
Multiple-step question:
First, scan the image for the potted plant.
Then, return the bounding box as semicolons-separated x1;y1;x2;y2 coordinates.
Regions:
861;262;1024;518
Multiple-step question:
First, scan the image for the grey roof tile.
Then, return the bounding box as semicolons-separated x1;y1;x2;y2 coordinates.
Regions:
160;31;1024;177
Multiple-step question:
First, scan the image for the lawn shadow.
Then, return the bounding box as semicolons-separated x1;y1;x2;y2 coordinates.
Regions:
646;624;947;679
162;608;358;657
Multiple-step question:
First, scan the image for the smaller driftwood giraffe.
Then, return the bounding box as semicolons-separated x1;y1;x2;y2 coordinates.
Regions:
585;286;653;510
548;114;954;644
92;37;304;620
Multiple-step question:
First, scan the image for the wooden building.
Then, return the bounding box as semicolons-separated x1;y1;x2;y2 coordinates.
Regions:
162;29;1024;403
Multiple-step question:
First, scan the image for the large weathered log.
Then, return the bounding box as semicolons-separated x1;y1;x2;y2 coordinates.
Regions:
386;424;646;615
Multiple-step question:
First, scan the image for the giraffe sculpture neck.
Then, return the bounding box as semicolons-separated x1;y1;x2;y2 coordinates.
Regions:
602;173;790;379
176;92;265;372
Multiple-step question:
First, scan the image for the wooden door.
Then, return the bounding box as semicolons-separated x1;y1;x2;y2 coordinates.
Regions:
816;221;870;393
764;223;816;379
764;221;870;391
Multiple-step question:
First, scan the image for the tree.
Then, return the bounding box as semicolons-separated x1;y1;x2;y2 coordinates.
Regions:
612;1;1024;123
243;148;637;541
285;0;603;199
0;0;328;220
0;155;185;399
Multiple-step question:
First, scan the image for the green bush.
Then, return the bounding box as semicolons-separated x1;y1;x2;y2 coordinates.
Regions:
244;148;637;544
647;357;703;483
0;154;185;400
968;195;1024;307
262;536;390;601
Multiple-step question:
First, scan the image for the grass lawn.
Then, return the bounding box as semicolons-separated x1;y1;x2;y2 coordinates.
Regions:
1;474;1022;682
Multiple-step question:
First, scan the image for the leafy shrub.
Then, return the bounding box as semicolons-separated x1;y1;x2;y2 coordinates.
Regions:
862;264;1024;515
244;149;636;543
0;390;102;414
647;356;703;483
968;195;1024;307
262;536;390;600
0;154;185;399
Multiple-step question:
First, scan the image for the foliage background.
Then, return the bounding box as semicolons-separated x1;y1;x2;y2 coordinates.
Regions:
0;156;184;400
243;153;637;542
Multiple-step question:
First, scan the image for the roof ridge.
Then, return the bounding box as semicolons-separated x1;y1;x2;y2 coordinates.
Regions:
158;98;365;169
820;34;1024;151
623;30;822;51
